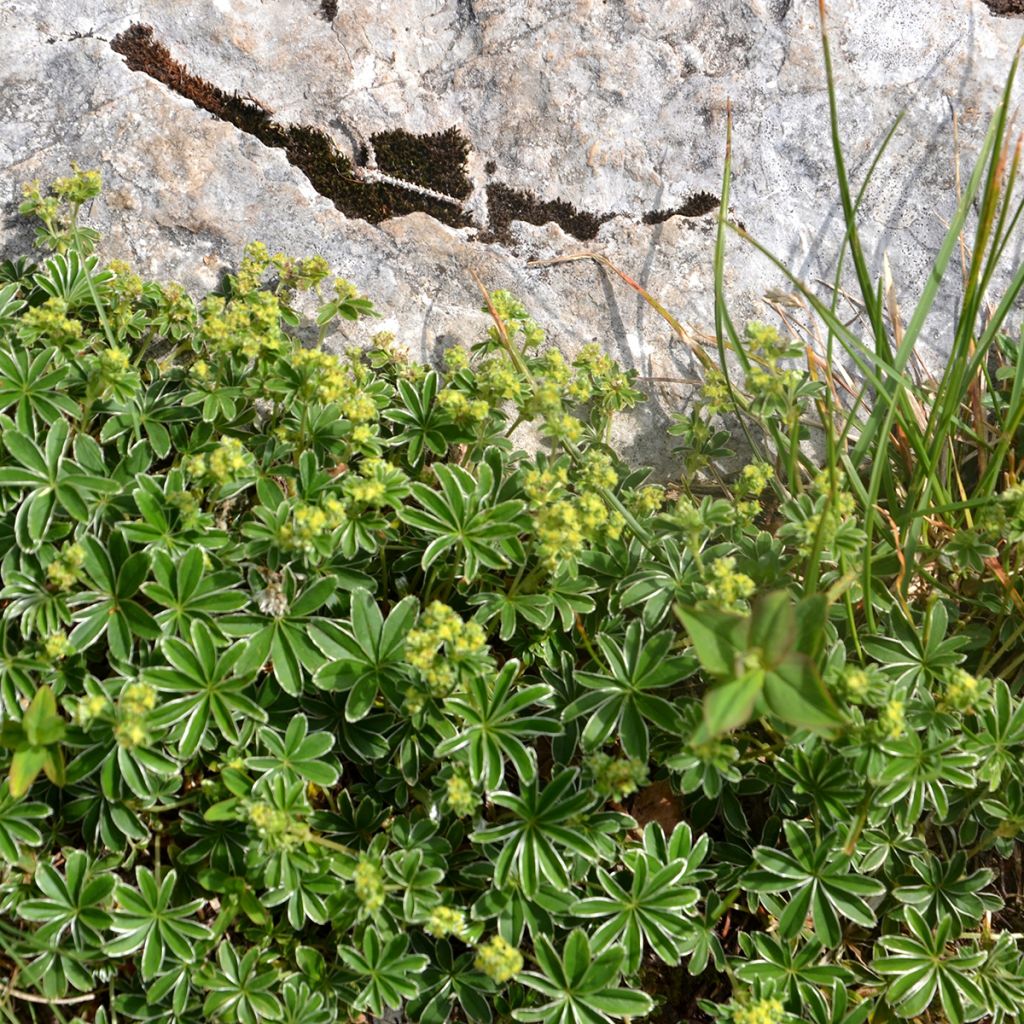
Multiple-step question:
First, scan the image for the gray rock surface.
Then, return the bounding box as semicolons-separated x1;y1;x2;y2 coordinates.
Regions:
2;0;1023;471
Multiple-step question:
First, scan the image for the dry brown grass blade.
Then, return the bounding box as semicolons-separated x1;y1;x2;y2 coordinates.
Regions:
526;250;715;370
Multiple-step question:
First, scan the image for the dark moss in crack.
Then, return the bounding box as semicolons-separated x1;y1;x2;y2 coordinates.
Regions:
319;0;338;20
109;24;472;229
108;24;719;243
642;191;720;225
485;183;611;242
368;127;472;200
982;0;1024;13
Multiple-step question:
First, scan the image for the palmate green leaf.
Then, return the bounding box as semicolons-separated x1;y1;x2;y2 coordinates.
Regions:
398;459;529;582
199;943;283;1024
142;547;247;637
514;929;654;1024
337;929;429;1018
436;660;561;791
220;572;335;695
746;822;886;948
0;346;78;430
472;769;600;898
107;867;211;979
735;933;852;1017
69;536;160;658
564;622;691;760
246;713;339;787
572;854;700;974
383;370;458;466
310;587;417;719
17;849;115;945
146;620;266;759
873;909;987;1023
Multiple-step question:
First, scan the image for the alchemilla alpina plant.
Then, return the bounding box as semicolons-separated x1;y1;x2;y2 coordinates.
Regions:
4;9;1024;1021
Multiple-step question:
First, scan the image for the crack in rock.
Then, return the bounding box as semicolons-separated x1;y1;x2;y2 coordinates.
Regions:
109;23;719;243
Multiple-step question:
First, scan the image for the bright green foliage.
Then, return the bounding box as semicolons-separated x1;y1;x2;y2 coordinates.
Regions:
4;61;1024;1024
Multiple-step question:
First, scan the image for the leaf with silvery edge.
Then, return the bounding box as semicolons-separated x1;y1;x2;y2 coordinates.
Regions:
106;866;211;980
399;458;530;582
435;659;561;791
513;928;654;1024
872;908;987;1024
310;587;418;720
564;621;690;761
336;929;429;1018
744;821;886;948
471;769;599;898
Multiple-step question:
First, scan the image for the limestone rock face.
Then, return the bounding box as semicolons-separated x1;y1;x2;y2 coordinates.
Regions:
1;0;1022;468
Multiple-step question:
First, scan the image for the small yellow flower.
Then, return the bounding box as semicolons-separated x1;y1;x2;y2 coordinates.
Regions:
879;699;905;740
474;936;523;983
733;997;786;1024
426;906;468;939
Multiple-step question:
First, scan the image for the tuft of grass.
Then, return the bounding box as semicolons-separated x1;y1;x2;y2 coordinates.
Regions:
713;1;1024;634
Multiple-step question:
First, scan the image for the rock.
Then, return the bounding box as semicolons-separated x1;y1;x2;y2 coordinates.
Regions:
2;0;1023;474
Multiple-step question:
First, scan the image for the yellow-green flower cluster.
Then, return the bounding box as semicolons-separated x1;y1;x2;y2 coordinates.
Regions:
235;241;272;294
878;699;905;740
444;345;471;374
168;490;202;528
247;800;311;851
114;681;158;750
97;345;131;375
476;356;524;403
704;556;755;610
353;857;385;912
426;906;468;939
732;462;774;521
279;500;344;555
153;282;197;338
744;321;803;404
73;693;110;728
47;542;86;591
198;291;285;360
43;632;72;661
437;388;490;424
532;489;623;572
474;935;523;983
534;500;585;569
446;772;478;817
273;252;330;294
945;668;986;712
840;667;872;703
19;179;60;224
121;681;157;716
17;296;84;349
185;437;253;486
523;463;570;504
543;412;584;444
700;368;731;415
587;752;649;800
629;485;665;517
572;343;641;413
343;457;405;507
290;347;357;405
51;164;103;205
579;450;619;492
404;602;489;698
733;997;786;1024
784;478;857;558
